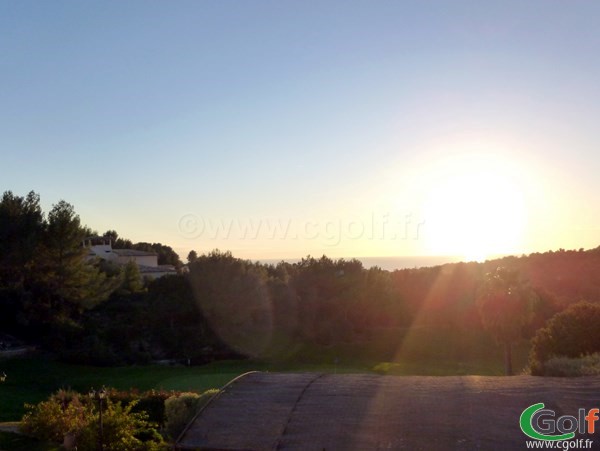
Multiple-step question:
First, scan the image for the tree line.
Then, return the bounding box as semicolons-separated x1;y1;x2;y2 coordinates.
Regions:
0;190;187;360
1;190;600;369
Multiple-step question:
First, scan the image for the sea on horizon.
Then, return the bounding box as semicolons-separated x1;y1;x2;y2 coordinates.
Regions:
259;255;483;271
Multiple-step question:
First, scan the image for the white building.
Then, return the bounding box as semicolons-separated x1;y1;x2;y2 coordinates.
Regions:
84;237;177;279
112;249;158;267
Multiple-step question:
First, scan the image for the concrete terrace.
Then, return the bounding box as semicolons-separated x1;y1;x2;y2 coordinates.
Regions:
176;372;600;450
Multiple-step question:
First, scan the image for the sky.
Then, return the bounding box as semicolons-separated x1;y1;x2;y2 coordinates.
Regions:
2;1;600;262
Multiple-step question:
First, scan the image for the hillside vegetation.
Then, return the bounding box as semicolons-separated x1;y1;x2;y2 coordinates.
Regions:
1;190;600;368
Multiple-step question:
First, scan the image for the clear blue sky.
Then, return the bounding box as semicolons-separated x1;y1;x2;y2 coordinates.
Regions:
2;1;600;260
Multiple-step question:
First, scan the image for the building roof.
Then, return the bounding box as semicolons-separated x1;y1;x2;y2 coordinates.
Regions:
138;265;177;274
112;249;157;257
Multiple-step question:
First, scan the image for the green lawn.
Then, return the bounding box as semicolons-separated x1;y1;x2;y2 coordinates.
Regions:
0;341;530;422
0;357;373;422
0;357;254;422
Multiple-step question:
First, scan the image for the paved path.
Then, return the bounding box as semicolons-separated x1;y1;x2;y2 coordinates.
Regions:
0;347;34;358
0;422;20;434
177;372;600;450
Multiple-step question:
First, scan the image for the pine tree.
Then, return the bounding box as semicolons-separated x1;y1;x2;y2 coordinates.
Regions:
33;201;113;316
0;191;45;288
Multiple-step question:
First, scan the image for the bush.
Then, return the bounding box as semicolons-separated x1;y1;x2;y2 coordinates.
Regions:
21;390;89;442
135;390;173;427
106;388;178;426
75;399;164;451
20;389;165;450
530;301;600;375
542;353;600;377
164;390;218;439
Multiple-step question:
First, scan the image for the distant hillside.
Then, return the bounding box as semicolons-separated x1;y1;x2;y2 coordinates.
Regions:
489;247;600;304
387;247;600;346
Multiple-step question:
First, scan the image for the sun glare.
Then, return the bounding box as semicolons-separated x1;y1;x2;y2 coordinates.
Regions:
422;153;527;261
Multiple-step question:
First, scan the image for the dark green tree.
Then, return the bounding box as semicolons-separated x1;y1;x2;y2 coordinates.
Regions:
476;267;535;375
103;230;119;244
120;261;143;294
145;274;228;361
33;201;113;317
113;237;134;249
187;250;272;357
529;301;600;375
0;191;46;334
0;191;45;288
187;250;198;264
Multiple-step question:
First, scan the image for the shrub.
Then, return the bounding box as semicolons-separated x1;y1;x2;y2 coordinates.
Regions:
530;301;600;375
21;390;90;442
542;353;600;377
164;390;218;439
135;390;173;427
75;399;164;451
20;389;165;450
106;388;178;426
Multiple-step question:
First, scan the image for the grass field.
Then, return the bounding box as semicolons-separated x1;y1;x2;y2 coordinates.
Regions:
0;357;248;422
0;342;530;423
0;356;372;422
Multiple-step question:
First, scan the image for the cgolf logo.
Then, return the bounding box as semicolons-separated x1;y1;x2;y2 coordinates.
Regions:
520;403;599;441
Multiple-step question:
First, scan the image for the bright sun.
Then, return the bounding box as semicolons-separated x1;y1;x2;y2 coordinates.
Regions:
422;153;527;262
